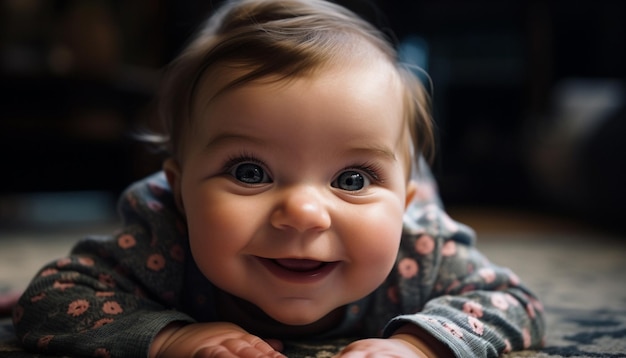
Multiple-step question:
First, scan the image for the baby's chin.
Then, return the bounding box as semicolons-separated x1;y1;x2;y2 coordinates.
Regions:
259;301;348;330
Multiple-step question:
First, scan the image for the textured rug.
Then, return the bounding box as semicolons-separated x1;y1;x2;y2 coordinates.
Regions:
1;227;625;357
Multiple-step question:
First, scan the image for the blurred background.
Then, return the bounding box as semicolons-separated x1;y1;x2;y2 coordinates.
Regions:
0;0;624;235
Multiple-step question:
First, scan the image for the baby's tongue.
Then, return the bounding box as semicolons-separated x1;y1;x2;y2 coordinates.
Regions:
274;259;323;271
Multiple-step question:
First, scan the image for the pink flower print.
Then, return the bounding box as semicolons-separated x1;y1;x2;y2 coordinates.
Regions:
478;268;496;284
93;318;114;329
170;244;185;262
56;258;72;267
442;322;464;340
462;301;484;318
146;253;166;271
30;292;46;303
102;301;123;315
147;200;163;212
94;348;111;358
491;293;509;311
95;291;115;297
40;268;58;277
98;274;115;288
78;257;94;267
467;316;484;335
67;299;90;317
12;305;24;324
53;280;75;291
522;328;531;348
387;285;399;304
441;241;457;257
398;258;419;278
37;335;53;350
117;234;136;249
415;235;435;255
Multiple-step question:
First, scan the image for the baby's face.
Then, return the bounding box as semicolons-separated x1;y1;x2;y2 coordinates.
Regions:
167;59;415;326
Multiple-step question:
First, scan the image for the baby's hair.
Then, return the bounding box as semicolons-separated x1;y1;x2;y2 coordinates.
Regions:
149;0;435;167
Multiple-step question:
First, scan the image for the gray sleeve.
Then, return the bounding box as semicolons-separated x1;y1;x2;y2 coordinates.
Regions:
382;193;545;356
13;173;196;357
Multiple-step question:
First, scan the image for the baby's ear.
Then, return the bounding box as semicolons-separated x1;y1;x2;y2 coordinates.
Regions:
163;158;185;215
405;180;418;209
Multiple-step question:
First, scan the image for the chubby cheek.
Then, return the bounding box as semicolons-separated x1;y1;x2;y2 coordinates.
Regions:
340;201;405;292
183;188;261;282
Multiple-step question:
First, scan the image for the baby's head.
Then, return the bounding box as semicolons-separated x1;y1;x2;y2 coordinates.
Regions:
156;0;435;330
156;0;433;171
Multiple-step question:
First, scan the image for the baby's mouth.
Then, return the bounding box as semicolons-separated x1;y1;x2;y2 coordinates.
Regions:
272;258;326;272
256;257;339;283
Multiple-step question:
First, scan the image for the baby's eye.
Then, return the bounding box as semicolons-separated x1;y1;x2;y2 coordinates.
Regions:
332;170;370;191
230;163;271;184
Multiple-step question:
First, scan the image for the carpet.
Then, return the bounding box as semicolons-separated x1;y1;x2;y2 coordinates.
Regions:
1;223;625;357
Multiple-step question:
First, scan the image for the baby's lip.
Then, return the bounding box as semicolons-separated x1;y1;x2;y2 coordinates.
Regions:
273;258;326;271
256;257;340;283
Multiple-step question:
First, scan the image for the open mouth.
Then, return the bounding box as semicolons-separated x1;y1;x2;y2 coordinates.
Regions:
257;257;339;283
273;259;326;271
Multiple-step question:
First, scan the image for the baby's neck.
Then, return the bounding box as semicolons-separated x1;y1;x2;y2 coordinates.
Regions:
216;290;346;339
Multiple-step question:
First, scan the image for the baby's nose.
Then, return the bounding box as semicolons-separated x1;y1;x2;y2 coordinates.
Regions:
269;185;331;233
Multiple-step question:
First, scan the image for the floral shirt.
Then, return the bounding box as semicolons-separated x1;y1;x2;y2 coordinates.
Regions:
13;169;545;357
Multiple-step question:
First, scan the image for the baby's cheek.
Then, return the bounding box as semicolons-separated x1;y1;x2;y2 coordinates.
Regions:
346;212;403;280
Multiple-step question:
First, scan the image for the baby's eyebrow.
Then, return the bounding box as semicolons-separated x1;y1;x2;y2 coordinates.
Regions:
204;132;263;150
205;133;397;163
346;145;397;162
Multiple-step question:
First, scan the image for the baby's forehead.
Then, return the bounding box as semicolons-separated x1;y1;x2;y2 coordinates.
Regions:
192;45;400;109
191;57;412;149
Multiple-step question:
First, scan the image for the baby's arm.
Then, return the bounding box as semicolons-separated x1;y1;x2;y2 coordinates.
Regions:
12;242;194;357
13;173;201;357
379;204;545;356
14;256;282;358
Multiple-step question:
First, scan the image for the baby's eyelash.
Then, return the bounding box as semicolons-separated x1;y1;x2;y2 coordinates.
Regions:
221;152;266;172
344;162;386;183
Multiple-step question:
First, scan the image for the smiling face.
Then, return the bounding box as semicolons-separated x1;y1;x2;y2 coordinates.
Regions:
165;58;416;326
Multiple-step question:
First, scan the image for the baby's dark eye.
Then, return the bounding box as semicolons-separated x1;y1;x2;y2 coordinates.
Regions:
332;170;370;191
231;163;270;184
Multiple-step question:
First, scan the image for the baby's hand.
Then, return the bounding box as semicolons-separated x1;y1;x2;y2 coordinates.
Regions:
334;335;438;358
150;322;285;358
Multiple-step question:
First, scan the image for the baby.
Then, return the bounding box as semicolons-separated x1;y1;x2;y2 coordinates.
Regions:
13;0;545;357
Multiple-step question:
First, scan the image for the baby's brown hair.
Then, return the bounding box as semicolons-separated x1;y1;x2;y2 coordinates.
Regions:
151;0;434;170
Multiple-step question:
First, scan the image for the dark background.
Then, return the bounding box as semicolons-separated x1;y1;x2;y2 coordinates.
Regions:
1;0;624;233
